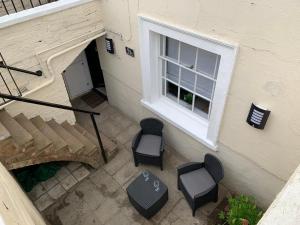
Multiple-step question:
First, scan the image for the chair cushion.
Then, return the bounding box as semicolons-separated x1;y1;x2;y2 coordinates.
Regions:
179;168;216;198
136;135;162;157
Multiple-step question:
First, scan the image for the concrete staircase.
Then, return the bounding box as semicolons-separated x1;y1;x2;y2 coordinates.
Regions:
0;110;118;170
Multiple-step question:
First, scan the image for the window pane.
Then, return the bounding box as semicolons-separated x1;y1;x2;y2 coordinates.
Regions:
180;42;197;69
166;61;179;83
196;48;220;78
162;78;166;96
166;81;178;102
180;68;195;91
196;75;215;99
179;88;193;110
194;95;210;118
166;37;179;60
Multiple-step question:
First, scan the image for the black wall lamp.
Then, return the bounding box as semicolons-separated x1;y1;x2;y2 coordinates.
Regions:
105;38;114;54
247;103;270;129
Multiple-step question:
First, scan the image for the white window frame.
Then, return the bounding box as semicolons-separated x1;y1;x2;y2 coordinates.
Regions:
138;16;238;150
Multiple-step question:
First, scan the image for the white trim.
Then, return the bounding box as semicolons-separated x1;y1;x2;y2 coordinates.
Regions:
138;15;238;149
141;99;217;150
0;0;93;29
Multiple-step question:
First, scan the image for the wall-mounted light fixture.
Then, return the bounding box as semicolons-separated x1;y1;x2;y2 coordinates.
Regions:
247;103;270;129
105;38;114;54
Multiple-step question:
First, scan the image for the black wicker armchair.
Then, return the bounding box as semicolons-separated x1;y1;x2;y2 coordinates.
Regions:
177;154;224;216
132;118;164;170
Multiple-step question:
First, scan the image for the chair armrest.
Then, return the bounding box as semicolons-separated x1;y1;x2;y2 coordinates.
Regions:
177;162;204;176
132;130;142;151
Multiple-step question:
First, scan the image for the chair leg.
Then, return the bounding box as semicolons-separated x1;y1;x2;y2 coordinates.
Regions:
133;156;138;167
213;186;219;202
213;193;218;202
192;208;196;217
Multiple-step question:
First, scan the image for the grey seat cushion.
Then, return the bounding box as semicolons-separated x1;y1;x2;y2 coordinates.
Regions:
136;134;162;157
179;168;216;198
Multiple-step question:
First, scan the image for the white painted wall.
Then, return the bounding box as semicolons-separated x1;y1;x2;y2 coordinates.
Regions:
96;0;300;208
0;162;46;225
0;0;104;123
257;165;300;225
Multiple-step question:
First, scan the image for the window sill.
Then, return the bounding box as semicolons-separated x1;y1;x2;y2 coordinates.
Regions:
141;98;218;151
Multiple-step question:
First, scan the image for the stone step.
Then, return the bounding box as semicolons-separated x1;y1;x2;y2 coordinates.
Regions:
0;121;18;158
0;110;33;151
47;119;85;154
31;116;68;154
74;123;118;160
14;113;53;156
0;121;11;142
61;121;97;156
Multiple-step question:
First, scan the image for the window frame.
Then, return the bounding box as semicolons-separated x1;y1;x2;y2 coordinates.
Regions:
138;16;238;150
160;36;221;119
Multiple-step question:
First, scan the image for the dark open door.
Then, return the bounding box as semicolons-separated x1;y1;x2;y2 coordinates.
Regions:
85;40;104;88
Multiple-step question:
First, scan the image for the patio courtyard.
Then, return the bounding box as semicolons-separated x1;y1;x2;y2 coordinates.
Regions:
26;98;230;225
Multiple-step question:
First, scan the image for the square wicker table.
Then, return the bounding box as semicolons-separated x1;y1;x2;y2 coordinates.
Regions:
126;171;168;219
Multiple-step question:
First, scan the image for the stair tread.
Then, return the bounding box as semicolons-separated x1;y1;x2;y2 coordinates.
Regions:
0;121;11;141
47;119;84;154
0;110;33;148
15;113;52;152
61;121;97;156
74;123;117;159
31;116;68;152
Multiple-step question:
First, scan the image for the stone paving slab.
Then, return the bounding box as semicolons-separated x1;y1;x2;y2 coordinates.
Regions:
103;148;131;175
38;101;230;225
72;166;90;182
48;183;66;200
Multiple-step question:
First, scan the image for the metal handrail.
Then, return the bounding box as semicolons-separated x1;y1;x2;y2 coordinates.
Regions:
0;93;107;163
0;62;43;76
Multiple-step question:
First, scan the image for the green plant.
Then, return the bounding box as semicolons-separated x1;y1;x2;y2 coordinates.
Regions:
183;93;193;104
218;195;263;225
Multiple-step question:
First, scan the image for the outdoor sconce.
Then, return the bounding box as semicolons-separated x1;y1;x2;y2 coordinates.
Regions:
247;103;270;129
105;38;114;54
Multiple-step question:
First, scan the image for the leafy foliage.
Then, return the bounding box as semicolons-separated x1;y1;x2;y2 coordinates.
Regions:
218;195;263;225
183;93;193;104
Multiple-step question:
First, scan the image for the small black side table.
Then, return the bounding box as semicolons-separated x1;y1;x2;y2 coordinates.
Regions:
126;171;168;219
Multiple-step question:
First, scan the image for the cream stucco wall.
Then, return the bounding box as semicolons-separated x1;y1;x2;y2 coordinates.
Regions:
0;162;47;225
257;164;300;225
97;0;300;208
0;0;105;123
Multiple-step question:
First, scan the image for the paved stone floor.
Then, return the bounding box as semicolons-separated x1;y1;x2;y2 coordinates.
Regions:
28;97;230;225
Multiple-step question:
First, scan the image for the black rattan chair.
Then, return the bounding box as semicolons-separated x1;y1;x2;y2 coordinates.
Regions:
177;154;224;216
132;118;164;170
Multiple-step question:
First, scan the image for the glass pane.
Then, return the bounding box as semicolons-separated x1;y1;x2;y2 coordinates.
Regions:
166;81;178;102
179;88;193;110
180;68;195;91
166;37;179;60
194;95;210;119
196;48;220;78
180;42;197;69
162;78;166;96
166;61;179;83
196;75;215;99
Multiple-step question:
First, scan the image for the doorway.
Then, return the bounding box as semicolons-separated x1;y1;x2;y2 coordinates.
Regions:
85;40;107;96
63;40;107;109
